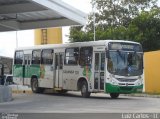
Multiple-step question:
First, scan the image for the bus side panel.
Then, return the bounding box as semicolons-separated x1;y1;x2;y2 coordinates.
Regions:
29;64;41;79
38;65;54;88
13;64;24;85
63;66;80;90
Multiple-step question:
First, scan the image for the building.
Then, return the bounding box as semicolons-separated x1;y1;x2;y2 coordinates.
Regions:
0;56;12;75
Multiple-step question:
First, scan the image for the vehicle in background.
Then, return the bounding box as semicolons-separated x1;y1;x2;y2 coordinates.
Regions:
0;74;13;86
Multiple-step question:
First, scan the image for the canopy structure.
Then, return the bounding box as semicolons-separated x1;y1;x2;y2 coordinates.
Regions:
0;0;87;32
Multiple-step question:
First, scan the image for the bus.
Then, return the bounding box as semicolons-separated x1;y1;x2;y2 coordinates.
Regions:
13;40;143;98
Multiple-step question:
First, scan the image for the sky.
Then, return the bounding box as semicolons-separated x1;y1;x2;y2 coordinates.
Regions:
0;0;92;58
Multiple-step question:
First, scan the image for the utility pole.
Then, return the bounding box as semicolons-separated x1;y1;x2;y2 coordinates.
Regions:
92;0;96;41
16;31;18;48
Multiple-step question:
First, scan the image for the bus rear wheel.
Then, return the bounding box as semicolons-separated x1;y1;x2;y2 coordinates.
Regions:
81;81;90;98
110;93;119;99
31;78;44;93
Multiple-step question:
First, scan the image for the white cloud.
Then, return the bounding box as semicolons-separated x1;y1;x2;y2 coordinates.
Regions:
62;0;92;13
0;30;34;57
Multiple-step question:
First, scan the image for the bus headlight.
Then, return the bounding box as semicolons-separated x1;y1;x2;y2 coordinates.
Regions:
135;76;143;86
109;74;118;85
138;76;143;84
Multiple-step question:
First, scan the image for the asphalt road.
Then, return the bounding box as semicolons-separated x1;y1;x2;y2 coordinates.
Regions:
0;92;160;119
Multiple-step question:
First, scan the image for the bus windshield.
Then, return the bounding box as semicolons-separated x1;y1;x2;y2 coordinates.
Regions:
107;51;143;76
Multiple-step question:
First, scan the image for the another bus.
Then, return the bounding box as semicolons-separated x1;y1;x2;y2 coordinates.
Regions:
13;40;143;98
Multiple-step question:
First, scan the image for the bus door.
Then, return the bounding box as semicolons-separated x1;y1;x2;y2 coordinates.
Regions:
94;52;105;90
23;54;31;85
54;53;64;88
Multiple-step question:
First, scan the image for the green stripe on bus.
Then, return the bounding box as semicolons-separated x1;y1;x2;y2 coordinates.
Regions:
105;83;143;94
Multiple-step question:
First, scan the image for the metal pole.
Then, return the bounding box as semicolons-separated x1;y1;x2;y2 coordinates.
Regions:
16;31;18;48
92;0;96;41
93;8;95;41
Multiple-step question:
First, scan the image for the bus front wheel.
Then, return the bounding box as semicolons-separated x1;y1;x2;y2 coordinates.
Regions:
110;93;119;99
81;81;90;98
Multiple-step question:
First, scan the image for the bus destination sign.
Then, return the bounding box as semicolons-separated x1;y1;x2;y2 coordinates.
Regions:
109;42;142;51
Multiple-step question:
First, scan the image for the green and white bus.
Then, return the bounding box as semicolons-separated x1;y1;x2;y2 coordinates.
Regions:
13;40;143;98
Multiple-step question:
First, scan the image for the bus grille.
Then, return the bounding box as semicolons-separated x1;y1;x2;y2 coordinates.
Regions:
116;78;137;82
120;87;133;91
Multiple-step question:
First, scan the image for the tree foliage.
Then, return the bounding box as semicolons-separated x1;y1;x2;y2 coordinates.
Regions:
69;0;160;51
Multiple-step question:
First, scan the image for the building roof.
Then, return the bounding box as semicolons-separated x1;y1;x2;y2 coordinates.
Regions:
0;0;87;32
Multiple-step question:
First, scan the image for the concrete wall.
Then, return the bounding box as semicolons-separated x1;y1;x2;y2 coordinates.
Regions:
0;86;12;103
34;28;62;45
144;50;160;93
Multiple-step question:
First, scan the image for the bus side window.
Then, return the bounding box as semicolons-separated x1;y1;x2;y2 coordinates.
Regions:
64;48;79;65
32;50;41;64
41;49;53;65
79;47;93;66
14;51;24;65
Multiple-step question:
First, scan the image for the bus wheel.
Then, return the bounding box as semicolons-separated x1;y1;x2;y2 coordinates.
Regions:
31;78;43;93
81;81;90;98
110;93;119;99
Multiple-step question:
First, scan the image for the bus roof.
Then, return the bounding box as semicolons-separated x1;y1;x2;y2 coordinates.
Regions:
15;40;141;51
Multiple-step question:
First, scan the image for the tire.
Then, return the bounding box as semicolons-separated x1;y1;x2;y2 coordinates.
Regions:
31;78;44;93
81;81;91;98
110;93;119;99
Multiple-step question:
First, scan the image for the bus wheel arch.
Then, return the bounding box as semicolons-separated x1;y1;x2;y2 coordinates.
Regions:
77;78;90;98
31;76;44;93
77;77;87;90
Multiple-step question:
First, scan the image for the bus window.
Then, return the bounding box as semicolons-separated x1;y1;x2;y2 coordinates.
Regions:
59;54;63;69
32;50;41;64
41;49;53;65
79;47;93;66
14;51;23;64
65;48;79;65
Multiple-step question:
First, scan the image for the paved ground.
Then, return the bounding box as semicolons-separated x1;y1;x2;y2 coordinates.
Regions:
0;91;160;114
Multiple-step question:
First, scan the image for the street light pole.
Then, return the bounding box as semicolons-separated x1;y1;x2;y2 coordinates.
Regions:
16;31;18;48
92;0;96;41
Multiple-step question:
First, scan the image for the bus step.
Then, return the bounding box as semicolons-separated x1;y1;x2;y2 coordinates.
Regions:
54;88;62;91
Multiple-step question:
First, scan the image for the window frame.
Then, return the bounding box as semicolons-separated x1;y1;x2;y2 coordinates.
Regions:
79;46;93;66
14;50;24;65
64;47;79;65
41;49;53;65
32;49;41;65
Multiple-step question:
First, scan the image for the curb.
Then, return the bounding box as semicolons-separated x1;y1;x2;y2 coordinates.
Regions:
12;90;33;94
123;93;160;98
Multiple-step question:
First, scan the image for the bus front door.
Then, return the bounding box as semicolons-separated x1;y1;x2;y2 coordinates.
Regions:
54;53;63;88
94;52;105;91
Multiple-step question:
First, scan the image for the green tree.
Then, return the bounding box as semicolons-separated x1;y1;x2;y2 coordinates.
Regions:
69;0;160;51
127;8;160;51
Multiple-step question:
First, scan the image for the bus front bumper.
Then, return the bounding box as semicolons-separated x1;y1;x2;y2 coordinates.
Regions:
105;83;143;94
